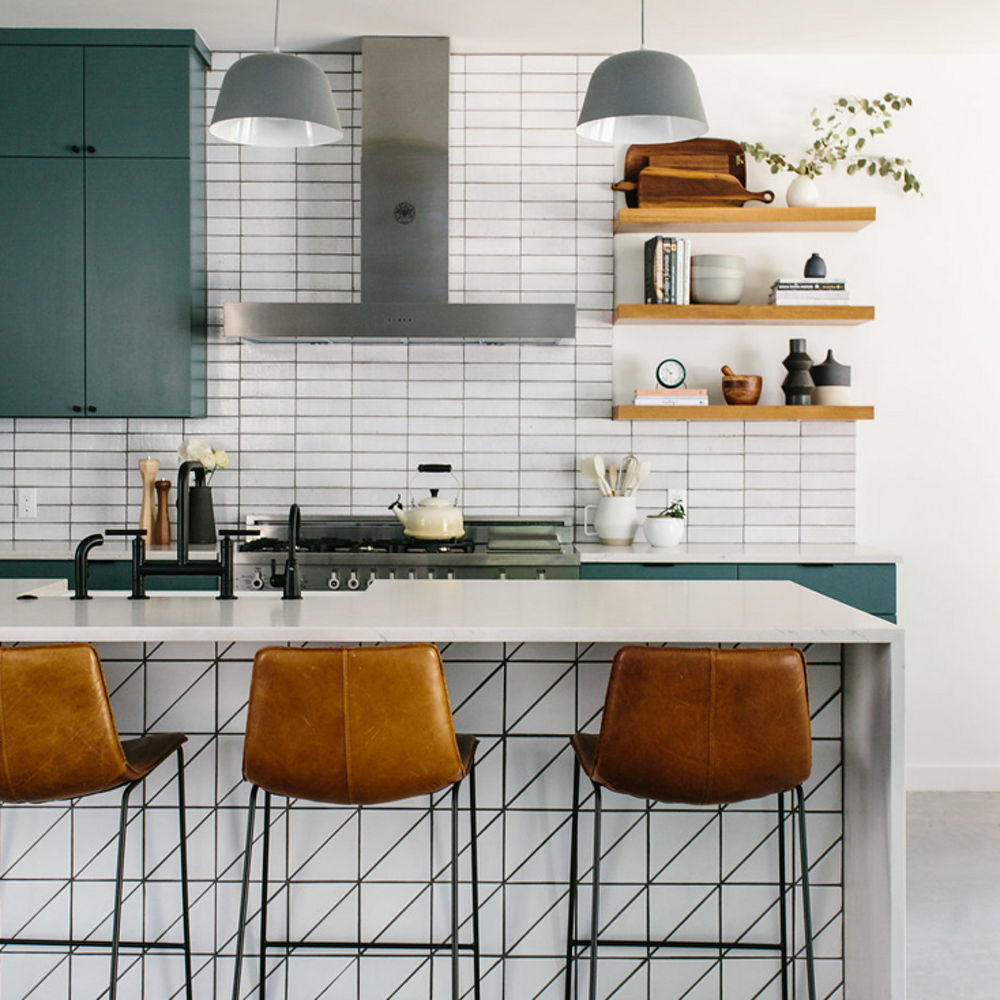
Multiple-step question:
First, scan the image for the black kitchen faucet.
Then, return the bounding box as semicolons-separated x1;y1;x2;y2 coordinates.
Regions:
72;461;259;600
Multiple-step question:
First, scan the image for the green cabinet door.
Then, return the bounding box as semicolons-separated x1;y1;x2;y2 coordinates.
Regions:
0;158;85;416
84;158;193;416
581;563;738;581
84;46;192;158
736;563;896;616
0;46;83;156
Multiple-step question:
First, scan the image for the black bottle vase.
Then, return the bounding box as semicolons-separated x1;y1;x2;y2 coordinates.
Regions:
187;485;217;544
781;339;814;405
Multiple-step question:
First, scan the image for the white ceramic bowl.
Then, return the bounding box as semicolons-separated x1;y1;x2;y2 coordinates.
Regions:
691;253;746;270
644;515;685;547
691;274;745;305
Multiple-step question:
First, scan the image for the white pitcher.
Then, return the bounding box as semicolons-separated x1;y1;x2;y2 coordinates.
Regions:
583;496;638;546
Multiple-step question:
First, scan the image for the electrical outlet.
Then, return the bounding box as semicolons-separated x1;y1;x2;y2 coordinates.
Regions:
17;489;37;519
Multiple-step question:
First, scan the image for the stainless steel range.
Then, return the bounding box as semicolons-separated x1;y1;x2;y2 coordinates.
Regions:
234;515;579;592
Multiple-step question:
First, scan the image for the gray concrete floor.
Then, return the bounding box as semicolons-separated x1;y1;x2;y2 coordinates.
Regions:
907;792;1000;999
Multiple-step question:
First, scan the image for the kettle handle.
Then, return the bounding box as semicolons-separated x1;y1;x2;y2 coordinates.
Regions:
583;504;598;537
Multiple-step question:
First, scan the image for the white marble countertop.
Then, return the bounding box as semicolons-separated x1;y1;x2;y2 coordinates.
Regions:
0;577;898;644
575;543;902;564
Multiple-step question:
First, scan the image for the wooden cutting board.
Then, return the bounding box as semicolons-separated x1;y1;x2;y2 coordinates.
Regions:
612;138;774;208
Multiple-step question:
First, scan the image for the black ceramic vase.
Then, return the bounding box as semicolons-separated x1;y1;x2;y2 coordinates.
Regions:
804;253;827;278
187;485;217;544
781;339;814;405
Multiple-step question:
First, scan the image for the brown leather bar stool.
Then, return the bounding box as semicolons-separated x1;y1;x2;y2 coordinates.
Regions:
231;643;481;1000
565;646;817;1000
0;643;192;1000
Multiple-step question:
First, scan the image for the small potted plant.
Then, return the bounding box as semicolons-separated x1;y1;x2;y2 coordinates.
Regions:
740;93;921;206
644;499;685;548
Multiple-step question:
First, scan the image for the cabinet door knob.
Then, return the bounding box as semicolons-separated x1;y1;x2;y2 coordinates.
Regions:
87;405;97;413
70;145;81;153
72;405;82;413
85;145;96;154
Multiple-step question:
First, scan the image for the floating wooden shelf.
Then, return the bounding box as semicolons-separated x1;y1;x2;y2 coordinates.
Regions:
614;304;875;326
613;405;874;422
614;205;876;234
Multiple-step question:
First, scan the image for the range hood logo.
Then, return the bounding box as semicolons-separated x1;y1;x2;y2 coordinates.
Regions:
393;202;416;225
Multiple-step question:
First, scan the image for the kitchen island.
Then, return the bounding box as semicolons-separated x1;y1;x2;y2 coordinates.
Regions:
0;579;901;1000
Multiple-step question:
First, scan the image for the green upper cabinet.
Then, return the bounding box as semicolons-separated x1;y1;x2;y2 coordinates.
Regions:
0;158;85;415
0;46;83;156
85;47;192;157
0;30;208;418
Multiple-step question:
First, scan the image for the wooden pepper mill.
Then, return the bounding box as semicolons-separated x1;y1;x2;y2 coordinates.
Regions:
138;458;160;541
153;480;172;547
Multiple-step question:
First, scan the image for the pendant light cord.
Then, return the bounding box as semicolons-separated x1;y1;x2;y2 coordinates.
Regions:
640;0;646;48
272;0;281;52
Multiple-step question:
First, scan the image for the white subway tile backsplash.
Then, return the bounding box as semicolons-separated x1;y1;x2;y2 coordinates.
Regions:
0;53;856;547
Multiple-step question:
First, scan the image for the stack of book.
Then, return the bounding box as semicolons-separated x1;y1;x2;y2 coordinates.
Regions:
644;235;692;305
769;278;849;304
633;388;708;407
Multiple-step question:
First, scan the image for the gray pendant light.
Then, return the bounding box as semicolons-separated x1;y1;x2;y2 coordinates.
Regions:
577;0;708;144
210;0;343;147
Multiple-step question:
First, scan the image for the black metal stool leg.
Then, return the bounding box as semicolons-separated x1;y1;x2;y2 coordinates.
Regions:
259;790;272;999
232;783;259;1000
795;785;817;1000
109;781;137;1000
468;758;482;1000
777;791;789;1000
588;782;603;1000
451;781;461;1000
176;747;194;1000
565;759;581;1000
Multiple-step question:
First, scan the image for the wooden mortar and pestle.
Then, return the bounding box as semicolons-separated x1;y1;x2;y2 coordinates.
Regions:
721;365;762;405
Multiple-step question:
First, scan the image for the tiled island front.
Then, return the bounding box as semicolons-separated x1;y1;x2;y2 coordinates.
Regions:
0;579;901;1000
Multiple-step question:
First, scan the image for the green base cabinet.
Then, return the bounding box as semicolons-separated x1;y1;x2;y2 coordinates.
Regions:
0;560;216;592
0;30;207;418
581;561;896;620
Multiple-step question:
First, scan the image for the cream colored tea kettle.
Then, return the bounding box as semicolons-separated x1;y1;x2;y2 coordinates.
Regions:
389;464;465;540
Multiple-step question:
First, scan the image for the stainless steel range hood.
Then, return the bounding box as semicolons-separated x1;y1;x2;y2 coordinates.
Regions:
224;37;576;343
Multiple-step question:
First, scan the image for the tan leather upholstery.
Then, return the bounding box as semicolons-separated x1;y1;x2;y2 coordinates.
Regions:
0;644;186;803
244;644;473;805
573;646;811;805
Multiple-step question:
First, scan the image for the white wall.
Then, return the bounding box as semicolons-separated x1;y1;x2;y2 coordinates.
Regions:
629;53;1000;788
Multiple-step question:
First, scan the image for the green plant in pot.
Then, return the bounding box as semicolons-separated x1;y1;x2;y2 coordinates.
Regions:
645;499;685;548
740;93;921;207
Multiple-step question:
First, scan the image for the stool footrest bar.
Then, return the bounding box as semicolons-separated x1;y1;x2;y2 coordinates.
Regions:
265;939;477;953
0;938;188;951
571;937;785;952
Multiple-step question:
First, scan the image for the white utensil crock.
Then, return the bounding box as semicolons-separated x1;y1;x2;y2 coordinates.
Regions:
584;496;638;546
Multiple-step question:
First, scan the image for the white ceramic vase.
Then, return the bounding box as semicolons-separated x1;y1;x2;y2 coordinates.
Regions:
644;515;685;547
786;175;819;207
584;496;638;546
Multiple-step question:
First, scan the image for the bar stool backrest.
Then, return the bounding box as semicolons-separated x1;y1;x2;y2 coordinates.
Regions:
0;644;131;803
593;646;812;805
244;644;466;805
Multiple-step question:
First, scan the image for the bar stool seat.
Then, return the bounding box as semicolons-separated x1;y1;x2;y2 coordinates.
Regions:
566;645;817;1000
0;643;193;1000
232;643;481;1000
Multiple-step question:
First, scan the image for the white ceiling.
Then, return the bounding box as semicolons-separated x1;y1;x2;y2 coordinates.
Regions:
2;0;999;54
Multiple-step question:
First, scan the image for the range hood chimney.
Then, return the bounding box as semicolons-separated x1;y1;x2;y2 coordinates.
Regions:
224;37;576;343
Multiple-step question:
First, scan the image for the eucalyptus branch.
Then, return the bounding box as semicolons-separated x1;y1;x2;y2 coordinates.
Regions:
741;93;921;194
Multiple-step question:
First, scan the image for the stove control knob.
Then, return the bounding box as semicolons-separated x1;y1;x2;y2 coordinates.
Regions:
427;568;436;580
408;569;416;581
250;570;266;590
366;571;377;588
499;569;507;581
327;571;341;591
346;571;360;590
447;570;455;581
537;569;547;580
388;569;396;580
